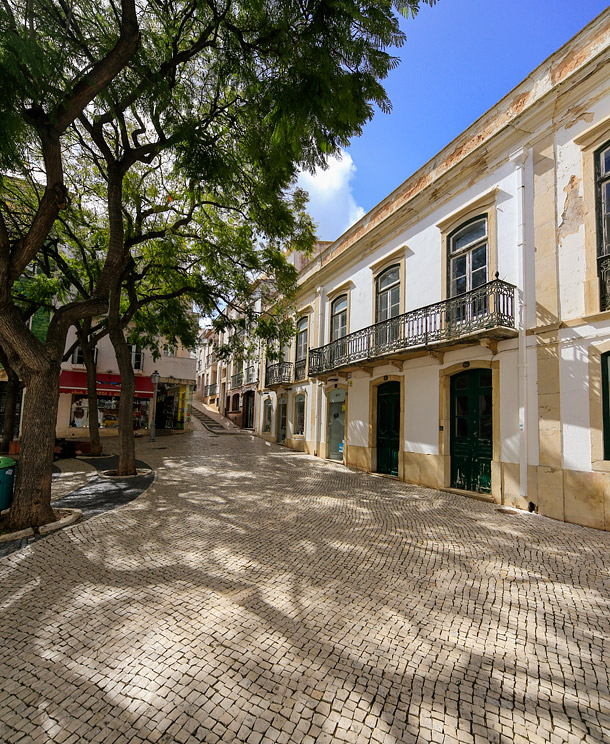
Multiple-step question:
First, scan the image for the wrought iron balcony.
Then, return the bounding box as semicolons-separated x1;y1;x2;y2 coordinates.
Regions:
294;359;307;381
309;279;516;377
204;383;217;397
600;256;610;311
265;361;293;387
244;365;258;385
230;372;243;389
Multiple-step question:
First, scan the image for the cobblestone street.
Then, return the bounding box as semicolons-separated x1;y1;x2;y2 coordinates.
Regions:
1;421;610;744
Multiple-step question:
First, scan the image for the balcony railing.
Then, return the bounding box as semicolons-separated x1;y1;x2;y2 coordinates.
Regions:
294;359;307;381
244;365;258;385
230;372;243;389
204;383;217;397
600;256;610;311
265;362;293;387
309;279;516;376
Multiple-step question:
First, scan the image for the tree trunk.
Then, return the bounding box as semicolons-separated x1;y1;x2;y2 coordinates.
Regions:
7;366;60;529
109;324;137;476
0;347;21;454
82;342;102;456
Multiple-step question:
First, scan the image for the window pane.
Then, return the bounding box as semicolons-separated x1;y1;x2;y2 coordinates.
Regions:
378;292;389;321
471;267;487;289
479;415;493;440
297;317;308;332
297;330;307;360
453;276;467;295
480;371;492;388
331;312;347;341
451;255;466;279
332;296;347;315
479;392;492;416
456;395;468;416
389;286;400;317
295;395;305;435
378;266;400;291
471;245;487;272
451;219;487;253
456;417;468;438
602;147;610;177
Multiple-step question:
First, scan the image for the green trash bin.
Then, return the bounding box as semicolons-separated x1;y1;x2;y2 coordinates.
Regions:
0;457;16;511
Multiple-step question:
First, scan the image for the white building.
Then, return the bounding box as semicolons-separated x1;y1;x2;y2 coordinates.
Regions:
57;328;196;439
239;9;610;532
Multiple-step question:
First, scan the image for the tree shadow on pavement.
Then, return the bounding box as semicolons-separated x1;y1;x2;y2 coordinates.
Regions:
1;429;610;744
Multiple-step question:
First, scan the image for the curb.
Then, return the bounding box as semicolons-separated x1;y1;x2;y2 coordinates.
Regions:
98;468;154;479
38;508;83;535
0;507;82;541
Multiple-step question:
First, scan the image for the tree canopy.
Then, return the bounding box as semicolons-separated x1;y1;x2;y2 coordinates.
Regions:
0;0;437;528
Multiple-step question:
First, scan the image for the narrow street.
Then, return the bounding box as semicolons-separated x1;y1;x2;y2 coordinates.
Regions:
1;419;609;744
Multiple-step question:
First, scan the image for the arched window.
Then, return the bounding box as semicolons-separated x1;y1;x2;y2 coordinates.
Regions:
294;393;305;436
448;217;488;298
330;295;348;341
296;317;308;361
375;265;400;322
596;142;610;310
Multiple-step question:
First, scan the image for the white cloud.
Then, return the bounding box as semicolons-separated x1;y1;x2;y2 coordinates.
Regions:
297;151;365;242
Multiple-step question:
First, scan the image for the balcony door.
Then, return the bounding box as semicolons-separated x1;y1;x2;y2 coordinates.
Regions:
295;317;308;381
376;381;400;476
448;217;488;326
375;265;401;352
450;369;492;493
329;295;348;368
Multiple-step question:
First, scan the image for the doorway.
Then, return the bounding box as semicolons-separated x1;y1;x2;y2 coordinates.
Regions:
328;387;346;461
243;391;255;429
277;396;287;444
450;369;492;493
376;381;400;476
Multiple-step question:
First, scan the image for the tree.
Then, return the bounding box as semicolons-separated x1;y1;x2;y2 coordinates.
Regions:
0;0;436;529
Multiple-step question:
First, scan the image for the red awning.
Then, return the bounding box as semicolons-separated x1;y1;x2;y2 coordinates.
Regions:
59;370;154;399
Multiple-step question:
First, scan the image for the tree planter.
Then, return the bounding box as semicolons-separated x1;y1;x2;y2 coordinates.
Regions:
99;468;153;478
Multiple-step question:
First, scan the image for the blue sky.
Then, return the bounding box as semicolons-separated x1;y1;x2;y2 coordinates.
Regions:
298;0;610;241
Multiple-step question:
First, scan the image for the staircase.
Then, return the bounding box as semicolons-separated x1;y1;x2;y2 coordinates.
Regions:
191;408;237;435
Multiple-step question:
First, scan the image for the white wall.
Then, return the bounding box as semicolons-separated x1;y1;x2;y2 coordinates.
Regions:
404;362;439;455
346;377;369;447
499;348;520;463
560;327;593;472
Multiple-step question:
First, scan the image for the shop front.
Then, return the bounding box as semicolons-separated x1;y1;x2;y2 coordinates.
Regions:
57;371;154;437
155;378;194;431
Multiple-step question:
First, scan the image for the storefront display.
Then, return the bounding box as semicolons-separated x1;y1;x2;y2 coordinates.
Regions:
70;395;150;430
155;383;193;430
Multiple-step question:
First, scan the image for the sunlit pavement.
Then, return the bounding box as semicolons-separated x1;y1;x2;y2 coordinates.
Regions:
1;421;610;744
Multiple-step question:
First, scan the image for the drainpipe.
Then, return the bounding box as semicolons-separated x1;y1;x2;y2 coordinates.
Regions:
510;147;530;505
314;286;324;456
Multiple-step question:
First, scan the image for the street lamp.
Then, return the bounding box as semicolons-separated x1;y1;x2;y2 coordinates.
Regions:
149;370;160;442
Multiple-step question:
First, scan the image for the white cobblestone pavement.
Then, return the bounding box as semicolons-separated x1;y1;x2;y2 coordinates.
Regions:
1;421;610;744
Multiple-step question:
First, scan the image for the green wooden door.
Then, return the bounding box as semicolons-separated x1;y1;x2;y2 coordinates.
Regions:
377;381;400;476
450;370;493;493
